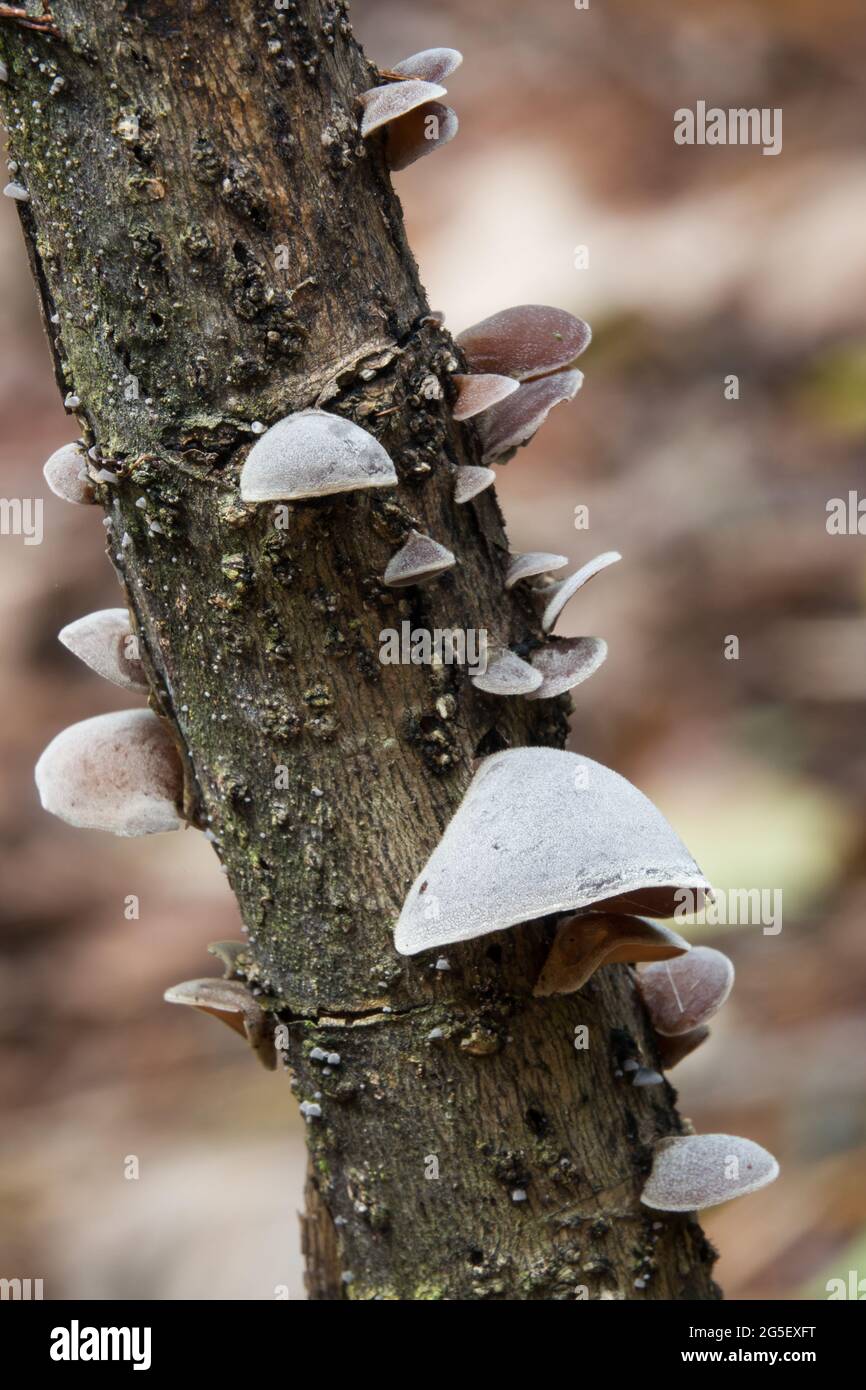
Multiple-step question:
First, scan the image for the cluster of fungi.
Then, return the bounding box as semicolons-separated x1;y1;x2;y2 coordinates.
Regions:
23;45;778;1219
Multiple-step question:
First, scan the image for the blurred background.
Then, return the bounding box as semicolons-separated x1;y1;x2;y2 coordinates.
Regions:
2;0;865;1299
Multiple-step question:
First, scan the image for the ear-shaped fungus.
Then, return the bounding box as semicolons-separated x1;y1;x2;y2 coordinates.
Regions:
451;373;519;421
43;442;94;505
383;529;456;587
456;305;591;381
533;913;690;996
35;709;183;836
656;1025;710;1070
471;650;542;696
479;370;583;463
164;978;277;1071
539;551;622;634
359;79;447;137
640;1134;779;1212
391;48;463;83
527;636;607;699
239;410;398;502
394;746;711;955
454;465;496;504
58;609;148;692
386;102;458;171
640;946;735;1035
504;551;568;589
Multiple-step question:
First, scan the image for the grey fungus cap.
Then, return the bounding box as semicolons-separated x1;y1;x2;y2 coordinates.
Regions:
58;609;148;693
35;709;183;837
641;1134;779;1212
394;746;711;955
383;530;457;587
239;410;398;502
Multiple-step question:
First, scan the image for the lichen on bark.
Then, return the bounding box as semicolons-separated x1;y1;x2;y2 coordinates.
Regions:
2;0;720;1299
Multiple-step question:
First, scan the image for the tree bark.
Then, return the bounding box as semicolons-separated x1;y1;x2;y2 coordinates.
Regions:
2;0;720;1300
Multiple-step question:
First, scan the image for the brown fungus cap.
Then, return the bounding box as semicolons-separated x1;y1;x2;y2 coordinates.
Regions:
451;372;518;421
656;1025;710;1070
456;304;591;381
387;102;458;172
479;369;583;463
533;913;690;997
164;978;277;1071
640;945;735;1036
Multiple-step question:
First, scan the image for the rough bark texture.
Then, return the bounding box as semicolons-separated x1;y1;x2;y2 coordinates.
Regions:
2;0;720;1299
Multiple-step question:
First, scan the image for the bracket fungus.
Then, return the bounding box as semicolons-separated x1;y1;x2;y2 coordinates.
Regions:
391;48;463;83
363;50;462;170
539;551;622;634
58;609;148;693
358;78;447;137
35;709;183;836
471;649;543;697
451;372;519;422
239;410;398;503
533;913;690;997
640;1134;779;1212
454;464;496;504
43;442;94;505
456;305;591;382
640;945;735;1036
479;370;584;463
394;747;711;955
527;636;608;699
386;101;458;172
383;530;456;587
505;551;568;589
163;978;277;1071
656;1025;710;1070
